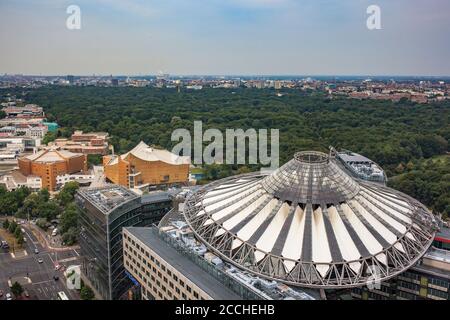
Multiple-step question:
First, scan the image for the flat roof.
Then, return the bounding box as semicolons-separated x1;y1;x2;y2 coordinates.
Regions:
436;226;450;240
338;152;372;163
125;226;241;300
141;192;172;204
78;185;139;214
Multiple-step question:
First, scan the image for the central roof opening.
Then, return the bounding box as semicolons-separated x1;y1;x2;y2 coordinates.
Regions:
294;151;329;164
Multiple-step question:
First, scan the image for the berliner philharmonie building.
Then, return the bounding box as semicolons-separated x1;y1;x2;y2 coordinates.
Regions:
122;150;449;300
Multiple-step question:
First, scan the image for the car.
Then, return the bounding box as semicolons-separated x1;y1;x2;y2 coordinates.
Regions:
54;264;61;271
6;293;12;300
24;290;29;298
53;275;59;281
37;258;43;263
34;248;39;254
23;237;27;242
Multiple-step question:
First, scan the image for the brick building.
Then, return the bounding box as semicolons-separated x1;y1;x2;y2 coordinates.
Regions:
49;131;109;155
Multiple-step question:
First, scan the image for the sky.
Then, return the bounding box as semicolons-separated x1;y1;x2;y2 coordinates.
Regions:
0;0;449;76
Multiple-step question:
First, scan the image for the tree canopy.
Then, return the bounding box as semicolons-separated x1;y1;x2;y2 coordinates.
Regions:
1;86;449;217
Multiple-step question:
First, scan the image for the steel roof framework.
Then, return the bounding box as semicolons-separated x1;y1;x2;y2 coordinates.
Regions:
183;152;438;288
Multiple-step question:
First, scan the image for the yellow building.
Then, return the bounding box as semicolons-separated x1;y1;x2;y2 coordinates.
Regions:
18;147;87;191
103;141;190;189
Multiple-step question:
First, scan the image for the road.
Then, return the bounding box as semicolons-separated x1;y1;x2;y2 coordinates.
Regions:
0;223;82;300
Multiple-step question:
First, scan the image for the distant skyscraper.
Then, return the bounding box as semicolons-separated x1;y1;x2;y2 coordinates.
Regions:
66;75;75;84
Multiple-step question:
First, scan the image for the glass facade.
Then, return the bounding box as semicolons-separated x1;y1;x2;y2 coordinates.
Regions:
351;267;450;300
76;187;173;300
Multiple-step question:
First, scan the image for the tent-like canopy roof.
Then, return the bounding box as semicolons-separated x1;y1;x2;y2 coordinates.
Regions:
183;151;438;288
107;141;190;166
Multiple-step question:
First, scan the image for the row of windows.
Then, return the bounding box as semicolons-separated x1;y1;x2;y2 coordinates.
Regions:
397;280;420;292
124;234;204;300
429;278;449;289
428;288;448;299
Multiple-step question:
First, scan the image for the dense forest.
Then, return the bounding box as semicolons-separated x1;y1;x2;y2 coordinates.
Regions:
1;86;449;217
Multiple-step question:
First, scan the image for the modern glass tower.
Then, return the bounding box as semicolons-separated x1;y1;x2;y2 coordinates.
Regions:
76;185;173;299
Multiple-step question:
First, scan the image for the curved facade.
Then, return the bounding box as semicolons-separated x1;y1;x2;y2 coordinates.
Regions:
103;141;190;188
183;151;438;288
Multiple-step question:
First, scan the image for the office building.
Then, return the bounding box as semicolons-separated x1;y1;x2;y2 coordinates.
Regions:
352;227;450;300
123;211;318;300
76;185;173;300
123;227;241;300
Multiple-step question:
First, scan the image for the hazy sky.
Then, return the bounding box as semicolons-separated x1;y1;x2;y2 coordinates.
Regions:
1;0;449;76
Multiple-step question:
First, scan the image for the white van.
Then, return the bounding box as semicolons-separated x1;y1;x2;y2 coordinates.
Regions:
52;228;58;237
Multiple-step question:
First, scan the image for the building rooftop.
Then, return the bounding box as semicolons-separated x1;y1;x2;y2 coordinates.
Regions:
436;226;450;241
336;150;387;184
78;185;139;214
23;148;82;162
125;226;241;300
107;141;190;166
157;210;318;300
183;151;437;288
141;192;172;204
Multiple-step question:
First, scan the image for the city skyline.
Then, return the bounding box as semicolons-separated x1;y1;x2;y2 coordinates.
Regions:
1;0;450;76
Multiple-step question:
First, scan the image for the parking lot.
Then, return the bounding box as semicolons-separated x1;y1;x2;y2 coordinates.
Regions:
0;223;82;300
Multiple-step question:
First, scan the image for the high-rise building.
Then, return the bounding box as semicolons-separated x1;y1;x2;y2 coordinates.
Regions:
103;141;190;190
76;185;173;300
